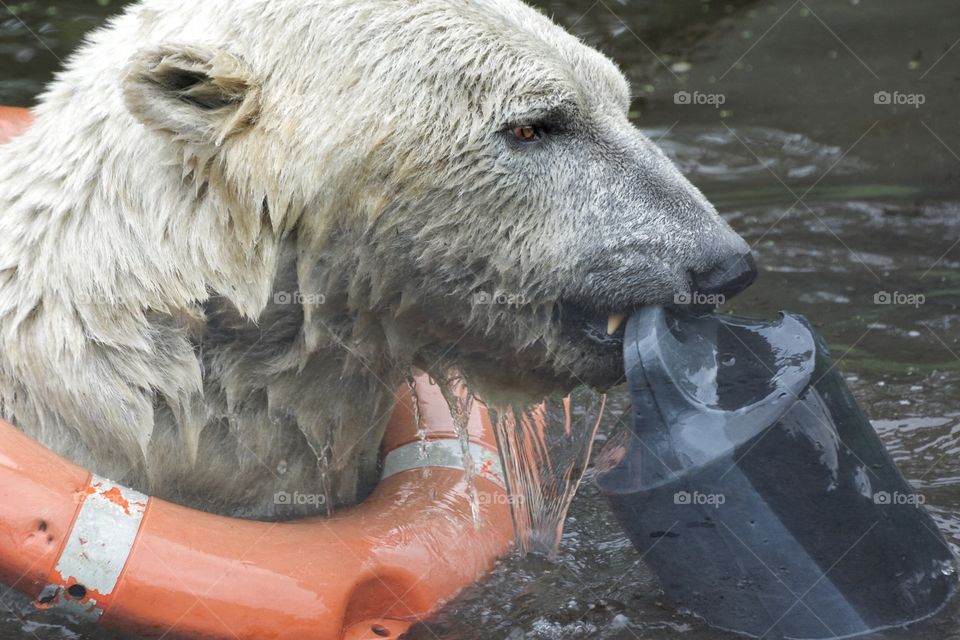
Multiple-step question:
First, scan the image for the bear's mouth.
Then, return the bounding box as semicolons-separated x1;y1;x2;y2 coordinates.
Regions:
549;300;639;390
416;297;703;397
418;300;636;398
555;301;630;348
551;296;719;391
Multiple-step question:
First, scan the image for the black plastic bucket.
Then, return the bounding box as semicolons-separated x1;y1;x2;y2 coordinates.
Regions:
596;307;957;639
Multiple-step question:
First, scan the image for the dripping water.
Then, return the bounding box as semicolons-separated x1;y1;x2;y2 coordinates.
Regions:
406;375;430;460
487;388;606;557
432;370;606;554
437;372;482;525
296;422;335;518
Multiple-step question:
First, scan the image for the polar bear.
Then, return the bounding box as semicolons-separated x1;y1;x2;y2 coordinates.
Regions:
0;0;754;517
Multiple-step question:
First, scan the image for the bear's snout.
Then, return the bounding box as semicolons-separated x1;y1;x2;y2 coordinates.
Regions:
691;252;758;301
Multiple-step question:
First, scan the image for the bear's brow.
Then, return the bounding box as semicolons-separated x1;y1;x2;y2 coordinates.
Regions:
504;95;579;126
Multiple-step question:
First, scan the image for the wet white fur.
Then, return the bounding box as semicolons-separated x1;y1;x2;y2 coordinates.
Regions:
0;0;746;516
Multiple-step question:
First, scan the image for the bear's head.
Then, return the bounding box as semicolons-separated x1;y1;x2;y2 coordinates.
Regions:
121;0;754;400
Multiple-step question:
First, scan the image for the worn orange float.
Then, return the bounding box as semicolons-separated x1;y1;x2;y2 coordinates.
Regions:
0;375;515;639
0;108;518;639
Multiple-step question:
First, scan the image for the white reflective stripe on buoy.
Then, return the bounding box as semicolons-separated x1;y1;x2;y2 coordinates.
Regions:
39;474;148;622
381;439;506;490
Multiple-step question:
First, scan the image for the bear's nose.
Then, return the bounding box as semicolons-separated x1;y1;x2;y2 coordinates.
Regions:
692;253;758;299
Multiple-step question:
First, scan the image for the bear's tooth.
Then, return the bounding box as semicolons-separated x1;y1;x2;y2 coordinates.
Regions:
607;313;628;335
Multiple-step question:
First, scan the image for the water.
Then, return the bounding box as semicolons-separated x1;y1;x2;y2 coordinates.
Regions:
429;369;605;555
406;375;431;459
487;388;606;556
436;373;484;524
2;0;960;638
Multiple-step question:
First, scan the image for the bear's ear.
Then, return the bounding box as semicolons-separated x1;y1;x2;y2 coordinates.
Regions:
123;44;261;147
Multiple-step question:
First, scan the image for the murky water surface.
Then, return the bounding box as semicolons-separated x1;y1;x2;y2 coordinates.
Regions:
2;0;959;638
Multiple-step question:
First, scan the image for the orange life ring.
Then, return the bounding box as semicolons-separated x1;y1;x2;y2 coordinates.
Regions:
0;376;515;639
0;108;519;639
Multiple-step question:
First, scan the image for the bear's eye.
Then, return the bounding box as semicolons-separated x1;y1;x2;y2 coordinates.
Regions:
511;125;542;142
